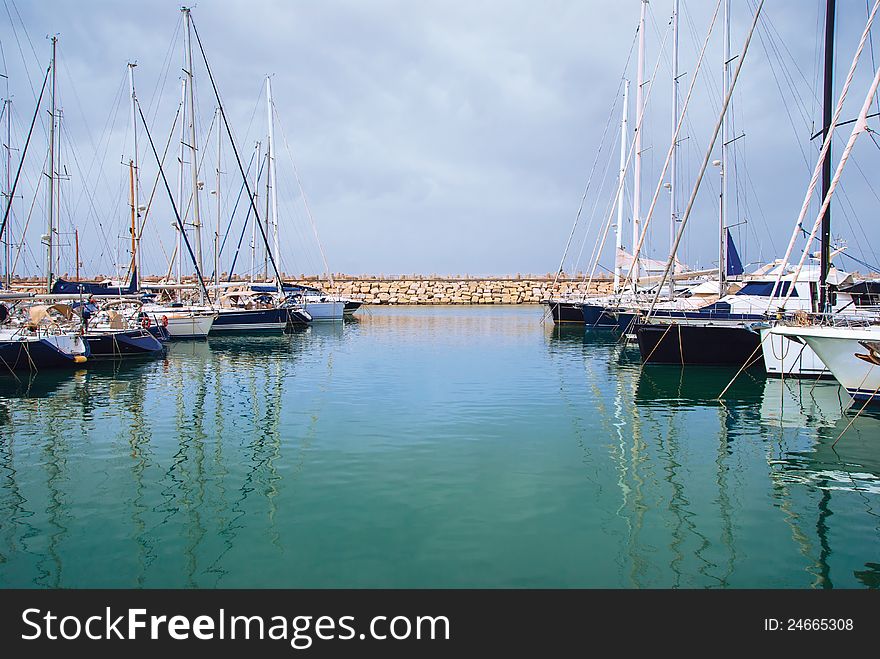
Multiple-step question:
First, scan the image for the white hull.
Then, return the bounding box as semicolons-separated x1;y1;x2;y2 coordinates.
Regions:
770;325;880;402
303;300;345;321
759;328;832;378
142;306;217;339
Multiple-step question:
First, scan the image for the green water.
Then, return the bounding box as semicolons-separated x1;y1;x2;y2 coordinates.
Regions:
0;305;878;588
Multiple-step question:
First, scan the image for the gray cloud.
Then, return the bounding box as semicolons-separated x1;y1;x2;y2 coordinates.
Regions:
2;0;879;278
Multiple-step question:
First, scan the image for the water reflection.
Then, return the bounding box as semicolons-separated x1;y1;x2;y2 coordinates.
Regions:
0;307;878;587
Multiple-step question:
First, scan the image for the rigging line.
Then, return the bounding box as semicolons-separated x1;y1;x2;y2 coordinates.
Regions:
650;0;765;314
275;103;333;283
572;122;621;273
228;155;266;278
761;2;826;110
586;13;674;294
3;0;36;101
621;0;722;294
753;17;816;172
831;179;874;269
61;58;127;230
57;118;116;270
145;15;182;126
7;113;45;273
871;0;880;122
0;64;47;248
750;0;811;135
0;34;9;97
551;21;640;284
754;8;812;131
137;99;211;301
838;249;880;272
137;99;185;272
217;150;254;259
190;16;287;291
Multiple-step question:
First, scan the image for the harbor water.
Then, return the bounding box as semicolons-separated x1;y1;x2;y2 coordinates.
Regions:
0;305;878;588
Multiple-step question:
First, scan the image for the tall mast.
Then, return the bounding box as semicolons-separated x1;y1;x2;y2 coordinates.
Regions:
668;0;679;301
250;140;261;282
266;75;280;282
128;62;140;285
614;80;629;292
3;98;10;289
819;0;836;312
214;106;221;290
183;7;204;303
129;160;136;274
632;0;647;289
176;77;186;289
75;227;79;281
264;150;270;279
46;36;57;294
719;0;730;296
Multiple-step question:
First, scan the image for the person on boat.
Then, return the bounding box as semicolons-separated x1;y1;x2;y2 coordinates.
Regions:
0;303;8;324
80;296;98;332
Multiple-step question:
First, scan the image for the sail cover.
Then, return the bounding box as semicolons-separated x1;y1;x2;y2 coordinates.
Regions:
51;268;139;296
726;230;744;277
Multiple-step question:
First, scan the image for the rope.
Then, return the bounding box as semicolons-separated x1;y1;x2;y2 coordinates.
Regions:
638;321;676;370
21;338;36;374
833;377;880;447
0;347;20;380
717;328;771;399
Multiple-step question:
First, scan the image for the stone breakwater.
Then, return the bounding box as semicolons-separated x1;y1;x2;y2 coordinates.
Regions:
292;275;613;305
8;275;613;305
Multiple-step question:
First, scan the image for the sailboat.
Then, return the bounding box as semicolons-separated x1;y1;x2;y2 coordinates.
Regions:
141;8;309;334
765;1;880;399
576;0;722;331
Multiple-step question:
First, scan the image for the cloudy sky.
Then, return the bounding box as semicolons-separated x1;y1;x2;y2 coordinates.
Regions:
2;0;880;279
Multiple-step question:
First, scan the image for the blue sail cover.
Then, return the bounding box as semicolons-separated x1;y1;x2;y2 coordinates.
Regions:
726;230;744;277
51;268;138;296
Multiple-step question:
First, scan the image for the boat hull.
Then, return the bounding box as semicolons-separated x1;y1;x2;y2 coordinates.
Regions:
211;307;310;333
582;303;633;331
85;329;165;358
635;321;763;367
141;307;217;339
771;325;880;403
0;334;89;372
303;300;346;321
544;301;585;324
759;328;834;379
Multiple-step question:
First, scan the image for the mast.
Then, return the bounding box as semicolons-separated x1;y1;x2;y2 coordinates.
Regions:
668;0;679;301
819;0;835;312
183;7;204;303
176;77;186;290
264;148;270;279
214;106;221;290
614;80;629;292
3;98;10;289
250;140;261;282
266;76;280;282
128;62;140;284
633;0;647;289
75;227;79;281
719;0;730;297
46;36;57;294
129;160;136;275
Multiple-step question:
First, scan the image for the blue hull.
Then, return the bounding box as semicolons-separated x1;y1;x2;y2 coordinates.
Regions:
85;330;165;358
582;304;633;331
211;308;310;333
545;301;585;324
0;338;86;372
